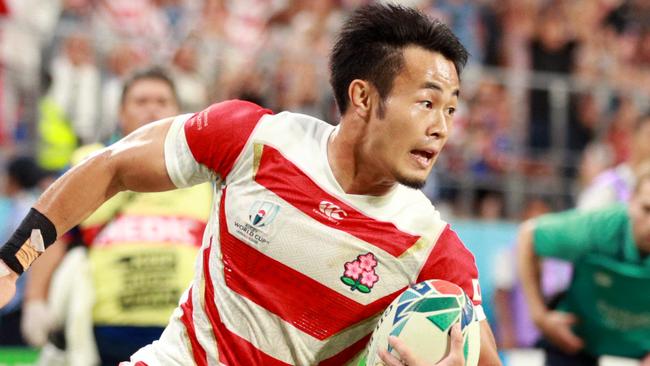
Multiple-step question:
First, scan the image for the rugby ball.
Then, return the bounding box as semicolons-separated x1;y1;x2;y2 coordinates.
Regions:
364;279;481;366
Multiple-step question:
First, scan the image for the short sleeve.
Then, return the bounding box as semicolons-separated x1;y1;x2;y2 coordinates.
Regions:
184;100;272;178
417;225;482;308
533;204;627;262
164;100;272;187
164;114;214;187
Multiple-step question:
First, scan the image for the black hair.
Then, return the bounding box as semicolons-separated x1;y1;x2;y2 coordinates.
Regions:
7;156;46;190
121;66;179;106
329;3;468;115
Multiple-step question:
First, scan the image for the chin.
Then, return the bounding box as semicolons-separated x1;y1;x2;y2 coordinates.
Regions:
396;175;427;190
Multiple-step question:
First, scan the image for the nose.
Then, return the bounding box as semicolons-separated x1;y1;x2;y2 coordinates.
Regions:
145;103;164;121
426;110;449;140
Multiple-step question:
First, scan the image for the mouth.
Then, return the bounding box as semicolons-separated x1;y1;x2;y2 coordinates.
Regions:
410;148;436;168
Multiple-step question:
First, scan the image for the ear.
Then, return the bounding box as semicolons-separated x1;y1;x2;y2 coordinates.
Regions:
347;79;373;120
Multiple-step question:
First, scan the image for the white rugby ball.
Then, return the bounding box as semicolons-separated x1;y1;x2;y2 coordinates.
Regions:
365;279;481;366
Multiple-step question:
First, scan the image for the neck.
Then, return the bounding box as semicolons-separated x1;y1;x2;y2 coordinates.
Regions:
327;119;396;196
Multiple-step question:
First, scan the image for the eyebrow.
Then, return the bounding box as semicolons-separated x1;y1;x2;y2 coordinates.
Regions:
420;81;460;97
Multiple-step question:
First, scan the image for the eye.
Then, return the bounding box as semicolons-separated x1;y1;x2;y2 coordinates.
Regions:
447;107;456;116
420;101;433;109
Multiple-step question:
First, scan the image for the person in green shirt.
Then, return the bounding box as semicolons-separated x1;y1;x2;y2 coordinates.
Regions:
518;166;650;366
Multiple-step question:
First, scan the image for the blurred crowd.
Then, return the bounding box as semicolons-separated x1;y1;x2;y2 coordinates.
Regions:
0;0;649;219
0;1;649;364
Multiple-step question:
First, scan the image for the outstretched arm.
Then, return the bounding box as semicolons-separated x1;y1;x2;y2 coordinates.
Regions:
35;117;176;234
0;117;176;307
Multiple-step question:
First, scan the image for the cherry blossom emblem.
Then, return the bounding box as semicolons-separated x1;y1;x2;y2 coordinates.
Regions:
340;252;379;293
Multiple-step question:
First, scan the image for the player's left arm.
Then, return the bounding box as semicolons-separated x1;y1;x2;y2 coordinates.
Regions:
417;225;501;365
478;320;501;366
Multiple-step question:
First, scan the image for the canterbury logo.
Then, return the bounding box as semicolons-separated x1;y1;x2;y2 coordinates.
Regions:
318;201;348;221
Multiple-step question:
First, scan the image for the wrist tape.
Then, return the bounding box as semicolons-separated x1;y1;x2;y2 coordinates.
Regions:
0;208;57;275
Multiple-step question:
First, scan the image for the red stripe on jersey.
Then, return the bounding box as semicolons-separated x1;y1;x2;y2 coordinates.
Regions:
184;100;272;179
416;225;481;306
202;238;292;366
318;333;372;366
255;145;420;257
219;188;404;341
180;287;208;366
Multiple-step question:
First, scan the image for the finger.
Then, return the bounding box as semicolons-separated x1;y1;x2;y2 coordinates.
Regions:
378;347;402;366
387;336;418;365
444;323;465;363
560;312;579;325
557;328;585;354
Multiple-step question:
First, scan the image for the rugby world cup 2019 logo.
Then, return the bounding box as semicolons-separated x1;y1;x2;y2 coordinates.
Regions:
234;200;281;247
248;200;280;229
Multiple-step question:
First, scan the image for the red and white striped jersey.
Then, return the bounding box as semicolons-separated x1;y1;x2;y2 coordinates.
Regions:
124;100;484;366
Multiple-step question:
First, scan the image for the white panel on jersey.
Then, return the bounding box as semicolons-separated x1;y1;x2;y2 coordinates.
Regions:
165;114;218;188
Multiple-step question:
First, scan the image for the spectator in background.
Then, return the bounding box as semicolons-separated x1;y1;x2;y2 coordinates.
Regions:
0;156;47;345
567;92;600;155
475;190;506;221
92;0;171;58
191;0;228;81
0;0;62;147
493;198;572;349
426;0;484;65
574;142;614;199
23;67;212;366
606;97;641;166
99;42;146;143
464;78;514;179
578;113;650;210
170;38;208;112
36;67;78;173
527;2;578;154
48;28;101;145
518;167;650;366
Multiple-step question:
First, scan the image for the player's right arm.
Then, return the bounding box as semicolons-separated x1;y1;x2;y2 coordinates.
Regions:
1;99;272;307
0;117;176;307
35;117;177;232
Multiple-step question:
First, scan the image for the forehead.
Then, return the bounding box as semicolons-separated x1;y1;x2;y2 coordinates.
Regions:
124;78;174;100
392;46;460;93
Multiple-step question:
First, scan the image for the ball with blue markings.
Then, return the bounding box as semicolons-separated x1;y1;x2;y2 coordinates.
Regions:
365;279;481;366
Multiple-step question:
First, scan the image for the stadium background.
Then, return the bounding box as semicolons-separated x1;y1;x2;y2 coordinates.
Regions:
0;0;648;365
